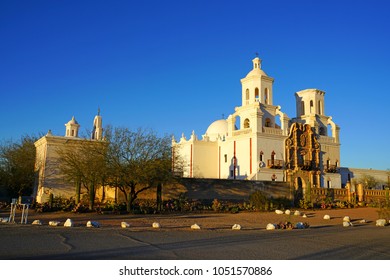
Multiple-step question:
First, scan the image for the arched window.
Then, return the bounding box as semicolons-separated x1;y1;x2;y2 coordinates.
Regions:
271;151;276;164
259;151;264;162
245;89;250;103
265;118;272;127
301;101;305;115
255;88;259;102
318;100;322;115
310;100;314;113
244;118;250;128
264;88;269;104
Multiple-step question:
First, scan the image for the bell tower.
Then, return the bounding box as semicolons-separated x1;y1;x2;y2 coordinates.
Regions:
240;56;274;106
65;116;80;138
91;108;103;140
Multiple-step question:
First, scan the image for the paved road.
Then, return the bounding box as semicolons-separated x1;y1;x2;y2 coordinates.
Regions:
0;223;389;260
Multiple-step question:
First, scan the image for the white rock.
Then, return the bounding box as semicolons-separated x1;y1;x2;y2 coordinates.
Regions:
343;216;351;222
191;224;201;230
49;221;61;227
294;210;301;216
343;221;353;227
64;219;73;227
285;210;291;215
376;219;387;227
275;210;283;215
359;219;367;224
152;222;161;229
32;220;42;225
323;215;331;220
302;214;308;218
86;221;100;228
1;218;9;223
232;224;241;230
266;223;276;230
121;222;130;228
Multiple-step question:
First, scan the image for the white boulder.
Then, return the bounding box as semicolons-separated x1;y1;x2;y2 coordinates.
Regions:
343;216;351;222
232;224;241;230
32;220;42;225
294;210;301;216
191;224;201;230
275;210;283;215
121;222;130;228
49;221;61;227
359;219;367;224
302;214;308;218
323;215;331;220
86;221;100;228
343;222;353;227
152;222;161;229
285;210;291;215
64;219;74;227
376;219;387;227
266;223;276;230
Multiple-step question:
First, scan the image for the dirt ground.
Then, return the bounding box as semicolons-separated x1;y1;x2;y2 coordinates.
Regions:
1;207;385;231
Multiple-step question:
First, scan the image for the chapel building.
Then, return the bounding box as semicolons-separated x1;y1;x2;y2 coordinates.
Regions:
33;111;115;203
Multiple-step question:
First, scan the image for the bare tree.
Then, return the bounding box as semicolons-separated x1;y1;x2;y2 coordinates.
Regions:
57;139;108;210
105;127;176;212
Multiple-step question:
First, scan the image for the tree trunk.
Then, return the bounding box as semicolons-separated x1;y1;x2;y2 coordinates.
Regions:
75;178;81;204
156;183;162;212
88;182;95;211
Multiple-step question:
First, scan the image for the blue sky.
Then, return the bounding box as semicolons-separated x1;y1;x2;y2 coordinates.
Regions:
1;0;389;170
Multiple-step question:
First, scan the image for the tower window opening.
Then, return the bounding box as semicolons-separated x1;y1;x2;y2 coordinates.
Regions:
264;88;269;105
244;118;250;128
260;151;263;162
318;100;322;115
224;154;227;163
245;89;250;105
255;88;259;102
310;100;314;113
301;101;305;115
265;118;272;128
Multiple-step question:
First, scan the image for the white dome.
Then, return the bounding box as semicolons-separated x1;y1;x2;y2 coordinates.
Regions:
245;67;267;78
205;119;228;141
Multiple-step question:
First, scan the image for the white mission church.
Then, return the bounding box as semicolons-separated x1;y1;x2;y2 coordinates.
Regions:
172;56;346;189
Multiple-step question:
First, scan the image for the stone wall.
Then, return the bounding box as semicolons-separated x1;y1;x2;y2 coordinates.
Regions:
162;178;292;202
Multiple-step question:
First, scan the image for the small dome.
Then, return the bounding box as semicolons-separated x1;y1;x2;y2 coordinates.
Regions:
67;116;79;125
245;67;267;78
205;119;228;140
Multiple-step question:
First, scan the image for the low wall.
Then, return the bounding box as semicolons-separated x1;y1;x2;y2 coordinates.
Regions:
163;178;291;202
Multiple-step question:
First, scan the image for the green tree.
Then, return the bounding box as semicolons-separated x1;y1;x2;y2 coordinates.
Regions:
0;135;38;198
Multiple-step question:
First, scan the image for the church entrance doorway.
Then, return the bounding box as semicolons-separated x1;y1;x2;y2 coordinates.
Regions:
294;177;305;206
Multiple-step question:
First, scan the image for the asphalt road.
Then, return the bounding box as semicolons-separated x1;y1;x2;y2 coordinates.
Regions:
0;223;389;260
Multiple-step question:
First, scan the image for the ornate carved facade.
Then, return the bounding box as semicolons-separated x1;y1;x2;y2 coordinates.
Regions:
285;123;322;200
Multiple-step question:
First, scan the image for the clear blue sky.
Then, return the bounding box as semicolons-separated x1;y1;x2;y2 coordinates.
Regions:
1;0;389;170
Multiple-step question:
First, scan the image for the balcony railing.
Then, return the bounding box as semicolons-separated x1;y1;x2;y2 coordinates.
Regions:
267;159;284;169
325;165;338;173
